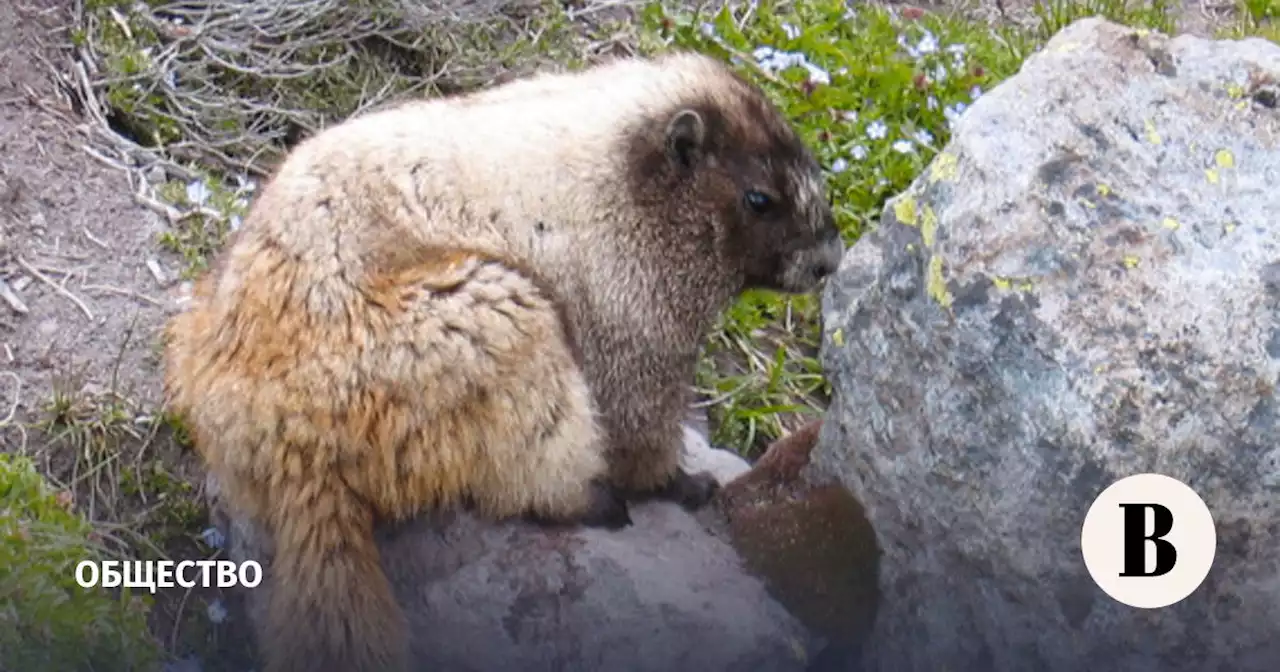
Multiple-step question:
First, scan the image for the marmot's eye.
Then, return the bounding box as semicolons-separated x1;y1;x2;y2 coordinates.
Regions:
744;190;774;214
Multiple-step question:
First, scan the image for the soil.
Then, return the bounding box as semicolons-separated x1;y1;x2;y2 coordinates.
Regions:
0;0;171;428
0;0;1253;669
0;0;256;669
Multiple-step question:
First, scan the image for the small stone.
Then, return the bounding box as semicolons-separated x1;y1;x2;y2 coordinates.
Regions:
0;278;28;315
146;258;169;287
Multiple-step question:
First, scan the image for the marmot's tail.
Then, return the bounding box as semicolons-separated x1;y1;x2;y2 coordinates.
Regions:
261;478;408;672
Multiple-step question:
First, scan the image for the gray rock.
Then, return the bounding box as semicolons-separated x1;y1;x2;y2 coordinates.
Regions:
813;17;1280;672
218;428;816;672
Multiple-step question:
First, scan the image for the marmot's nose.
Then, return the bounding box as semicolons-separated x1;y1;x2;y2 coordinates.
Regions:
815;233;844;280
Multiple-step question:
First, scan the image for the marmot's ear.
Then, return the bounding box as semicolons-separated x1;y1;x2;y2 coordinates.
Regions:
664;109;706;169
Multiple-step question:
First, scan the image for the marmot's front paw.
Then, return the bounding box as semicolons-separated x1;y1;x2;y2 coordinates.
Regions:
581;478;634;529
661;468;721;511
524;479;633;530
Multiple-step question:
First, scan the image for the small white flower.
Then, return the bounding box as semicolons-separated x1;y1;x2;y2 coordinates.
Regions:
932;63;948;83
199;527;225;549
752;46;801;73
944;102;968;129
851;145;869;160
206;599;228;624
185;180;211;206
752;47;828;85
892;139;915;154
897;34;921;60
842;110;858;123
866;120;888;140
913;129;934;145
927;96;939;110
970;85;983;100
782;23;801;40
751;46;778;68
805;63;831;86
917;31;939;55
699;22;716;37
947;43;968;68
830;158;849;173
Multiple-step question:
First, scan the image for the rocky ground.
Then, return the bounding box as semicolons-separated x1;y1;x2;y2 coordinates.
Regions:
0;0;1258;669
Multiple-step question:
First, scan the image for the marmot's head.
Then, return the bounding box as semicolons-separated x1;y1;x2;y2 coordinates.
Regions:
625;53;844;296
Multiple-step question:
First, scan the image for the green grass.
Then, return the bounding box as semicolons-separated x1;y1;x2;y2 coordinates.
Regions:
640;0;1277;455
1220;0;1280;39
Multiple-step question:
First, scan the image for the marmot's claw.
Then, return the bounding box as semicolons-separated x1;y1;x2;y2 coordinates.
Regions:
651;468;720;511
584;479;634;529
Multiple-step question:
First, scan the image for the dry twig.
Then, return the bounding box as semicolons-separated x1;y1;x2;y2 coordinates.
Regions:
15;256;96;321
67;0;555;178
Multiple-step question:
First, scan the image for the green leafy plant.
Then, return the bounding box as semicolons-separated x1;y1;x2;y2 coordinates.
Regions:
0;454;162;671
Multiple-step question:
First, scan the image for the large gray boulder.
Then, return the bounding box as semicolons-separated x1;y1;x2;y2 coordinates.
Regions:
813;17;1280;672
217;427;819;672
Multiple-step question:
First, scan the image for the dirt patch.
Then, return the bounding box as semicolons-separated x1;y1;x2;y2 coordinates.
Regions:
0;0;257;668
0;4;169;423
0;0;184;449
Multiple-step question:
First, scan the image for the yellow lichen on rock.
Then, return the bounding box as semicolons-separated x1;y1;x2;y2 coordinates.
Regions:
893;195;918;227
1144;119;1162;145
926;256;953;309
921;205;939;248
929;152;958;183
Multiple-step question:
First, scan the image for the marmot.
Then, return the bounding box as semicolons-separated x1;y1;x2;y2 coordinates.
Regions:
162;51;844;672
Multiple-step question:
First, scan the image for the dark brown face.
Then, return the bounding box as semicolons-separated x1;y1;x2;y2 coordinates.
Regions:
638;85;845;296
719;145;844;294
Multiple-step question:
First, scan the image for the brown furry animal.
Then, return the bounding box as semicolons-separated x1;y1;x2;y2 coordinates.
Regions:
162;51;843;672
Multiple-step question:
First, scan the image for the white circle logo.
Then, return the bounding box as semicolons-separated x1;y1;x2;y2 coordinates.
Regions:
1080;473;1216;609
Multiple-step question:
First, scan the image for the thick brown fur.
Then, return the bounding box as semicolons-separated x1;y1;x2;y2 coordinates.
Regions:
163;51;843;672
716;417;824;510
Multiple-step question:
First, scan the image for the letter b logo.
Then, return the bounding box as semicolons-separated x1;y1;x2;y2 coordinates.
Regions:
1081;473;1216;609
1117;503;1177;577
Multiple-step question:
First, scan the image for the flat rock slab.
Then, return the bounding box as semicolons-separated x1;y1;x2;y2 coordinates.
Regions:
220;433;818;672
814;16;1280;672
